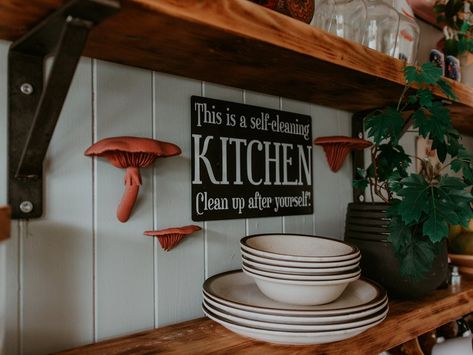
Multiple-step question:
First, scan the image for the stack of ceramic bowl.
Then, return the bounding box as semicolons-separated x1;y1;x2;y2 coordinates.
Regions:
202;270;388;345
240;234;362;305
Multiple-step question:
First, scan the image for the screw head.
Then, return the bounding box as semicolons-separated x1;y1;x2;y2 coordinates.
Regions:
19;201;33;214
358;195;365;202
358;132;363;139
20;83;34;95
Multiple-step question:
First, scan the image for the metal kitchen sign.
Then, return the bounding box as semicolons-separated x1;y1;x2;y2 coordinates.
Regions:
191;96;313;221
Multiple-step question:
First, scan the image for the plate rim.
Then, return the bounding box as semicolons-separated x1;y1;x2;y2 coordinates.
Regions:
203;270;387;315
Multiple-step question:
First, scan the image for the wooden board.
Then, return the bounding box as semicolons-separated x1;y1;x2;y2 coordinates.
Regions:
56;278;473;355
1;0;473;134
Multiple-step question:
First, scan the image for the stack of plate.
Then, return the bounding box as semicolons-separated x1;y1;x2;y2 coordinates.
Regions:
240;234;361;305
202;270;388;345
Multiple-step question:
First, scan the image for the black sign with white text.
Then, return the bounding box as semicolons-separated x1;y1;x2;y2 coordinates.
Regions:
191;96;313;221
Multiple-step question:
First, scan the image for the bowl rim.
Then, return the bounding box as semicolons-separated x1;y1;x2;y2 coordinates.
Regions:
242;263;362;281
240;233;359;261
243;267;361;285
241;248;361;267
242;260;361;273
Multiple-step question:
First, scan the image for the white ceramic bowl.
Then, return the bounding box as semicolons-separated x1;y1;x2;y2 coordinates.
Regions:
241;234;359;262
242;263;361;281
243;268;360;305
242;255;360;275
242;248;361;268
203;305;387;345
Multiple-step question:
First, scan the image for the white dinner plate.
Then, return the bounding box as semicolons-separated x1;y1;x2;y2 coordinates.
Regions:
241;234;359;262
203;293;388;324
203;270;387;316
242;256;360;275
203;300;388;331
242;249;361;269
203;304;387;345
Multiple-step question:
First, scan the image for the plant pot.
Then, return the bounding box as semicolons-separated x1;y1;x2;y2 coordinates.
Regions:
345;202;449;299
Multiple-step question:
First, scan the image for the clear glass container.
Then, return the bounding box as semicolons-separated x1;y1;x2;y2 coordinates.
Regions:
388;0;420;63
313;0;367;44
363;0;400;57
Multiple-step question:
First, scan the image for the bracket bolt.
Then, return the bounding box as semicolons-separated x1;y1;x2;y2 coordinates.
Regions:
358;132;363;139
358;195;365;202
20;83;34;95
19;201;33;214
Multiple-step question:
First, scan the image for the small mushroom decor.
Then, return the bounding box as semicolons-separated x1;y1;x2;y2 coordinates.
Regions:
314;136;372;172
144;225;202;251
85;136;181;222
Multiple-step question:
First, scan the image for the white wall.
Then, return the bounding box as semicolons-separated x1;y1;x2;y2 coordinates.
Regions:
0;40;354;354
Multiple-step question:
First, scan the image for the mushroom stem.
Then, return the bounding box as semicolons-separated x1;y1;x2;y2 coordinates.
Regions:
117;167;142;223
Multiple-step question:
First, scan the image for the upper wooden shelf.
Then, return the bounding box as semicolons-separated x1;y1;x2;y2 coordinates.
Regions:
57;277;473;354
2;0;473;134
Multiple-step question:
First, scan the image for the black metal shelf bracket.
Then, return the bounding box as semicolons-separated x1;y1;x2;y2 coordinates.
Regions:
352;112;366;203
8;0;120;219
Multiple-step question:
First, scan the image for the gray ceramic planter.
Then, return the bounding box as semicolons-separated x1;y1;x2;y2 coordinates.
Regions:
345;202;448;299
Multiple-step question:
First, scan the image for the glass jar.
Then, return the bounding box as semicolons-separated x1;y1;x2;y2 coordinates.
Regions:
363;0;400;57
389;0;420;63
313;0;367;44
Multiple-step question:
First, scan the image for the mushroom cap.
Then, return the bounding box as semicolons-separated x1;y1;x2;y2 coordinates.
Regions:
314;136;372;149
144;225;201;237
84;136;181;169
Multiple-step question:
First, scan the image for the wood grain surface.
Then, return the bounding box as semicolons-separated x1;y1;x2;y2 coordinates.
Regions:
1;0;473;134
56;278;473;355
0;205;10;241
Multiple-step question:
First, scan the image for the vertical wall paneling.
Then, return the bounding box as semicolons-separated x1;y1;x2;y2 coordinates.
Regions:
0;39;20;355
153;73;204;326
0;41;6;201
280;98;314;235
334;110;353;238
20;58;94;354
94;61;154;339
202;84;247;277
0;40;7;353
312;106;352;240
243;91;283;235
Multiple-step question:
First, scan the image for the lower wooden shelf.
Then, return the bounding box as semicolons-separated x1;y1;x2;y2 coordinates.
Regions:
57;278;473;355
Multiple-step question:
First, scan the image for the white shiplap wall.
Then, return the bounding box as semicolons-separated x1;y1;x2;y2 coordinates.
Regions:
0;39;354;354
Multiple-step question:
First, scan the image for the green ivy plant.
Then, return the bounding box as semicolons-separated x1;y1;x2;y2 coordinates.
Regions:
354;62;473;280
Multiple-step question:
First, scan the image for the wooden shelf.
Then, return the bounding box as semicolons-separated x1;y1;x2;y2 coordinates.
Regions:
2;0;473;135
56;278;473;354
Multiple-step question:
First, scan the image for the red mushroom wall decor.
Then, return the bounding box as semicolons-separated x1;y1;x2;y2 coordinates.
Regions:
314;136;372;172
144;225;202;251
85;136;181;222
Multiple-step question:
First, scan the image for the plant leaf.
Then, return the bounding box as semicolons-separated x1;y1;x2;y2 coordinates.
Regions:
418;89;434;108
437;79;457;100
451;147;473;184
365;107;404;145
398;237;438;281
395;174;431;224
